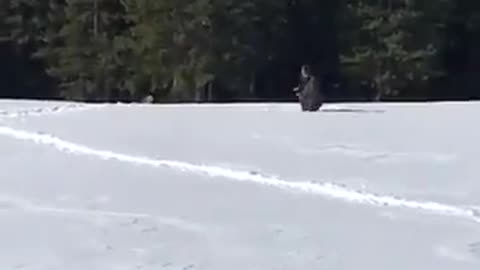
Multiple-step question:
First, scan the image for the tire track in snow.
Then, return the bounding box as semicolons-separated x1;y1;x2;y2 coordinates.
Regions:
298;144;456;163
0;103;106;119
252;134;456;164
1;126;479;223
0;196;203;232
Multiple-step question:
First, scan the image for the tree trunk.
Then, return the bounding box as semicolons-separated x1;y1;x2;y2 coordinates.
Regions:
207;80;213;101
93;0;98;37
249;72;256;97
194;87;202;102
374;74;383;101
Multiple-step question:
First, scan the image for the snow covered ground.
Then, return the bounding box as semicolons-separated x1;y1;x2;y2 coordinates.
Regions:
0;99;479;270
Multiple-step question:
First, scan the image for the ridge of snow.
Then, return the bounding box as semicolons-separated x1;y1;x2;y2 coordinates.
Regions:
0;103;106;119
0;195;203;232
1;125;478;224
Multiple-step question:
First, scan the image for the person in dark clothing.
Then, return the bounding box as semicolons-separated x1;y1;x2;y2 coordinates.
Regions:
293;65;324;111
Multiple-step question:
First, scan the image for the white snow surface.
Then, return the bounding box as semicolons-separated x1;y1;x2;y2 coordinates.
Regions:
0;99;480;270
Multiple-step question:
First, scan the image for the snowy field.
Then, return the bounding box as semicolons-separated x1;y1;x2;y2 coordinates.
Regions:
0;99;480;270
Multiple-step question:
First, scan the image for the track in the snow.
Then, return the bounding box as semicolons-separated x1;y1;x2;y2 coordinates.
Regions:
0;125;479;224
0;195;203;232
0;103;106;119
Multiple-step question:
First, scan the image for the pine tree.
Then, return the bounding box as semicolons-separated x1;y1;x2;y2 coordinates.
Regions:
439;0;480;99
0;0;9;42
5;0;57;46
45;0;130;101
124;0;287;102
209;0;287;100
123;0;205;101
341;0;436;100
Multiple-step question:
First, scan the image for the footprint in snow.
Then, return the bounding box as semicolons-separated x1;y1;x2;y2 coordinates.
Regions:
161;263;194;270
249;170;269;177
469;242;480;256
119;217;142;228
140;226;159;233
0;201;17;210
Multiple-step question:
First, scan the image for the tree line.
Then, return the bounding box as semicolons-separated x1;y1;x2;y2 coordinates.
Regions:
1;0;480;103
